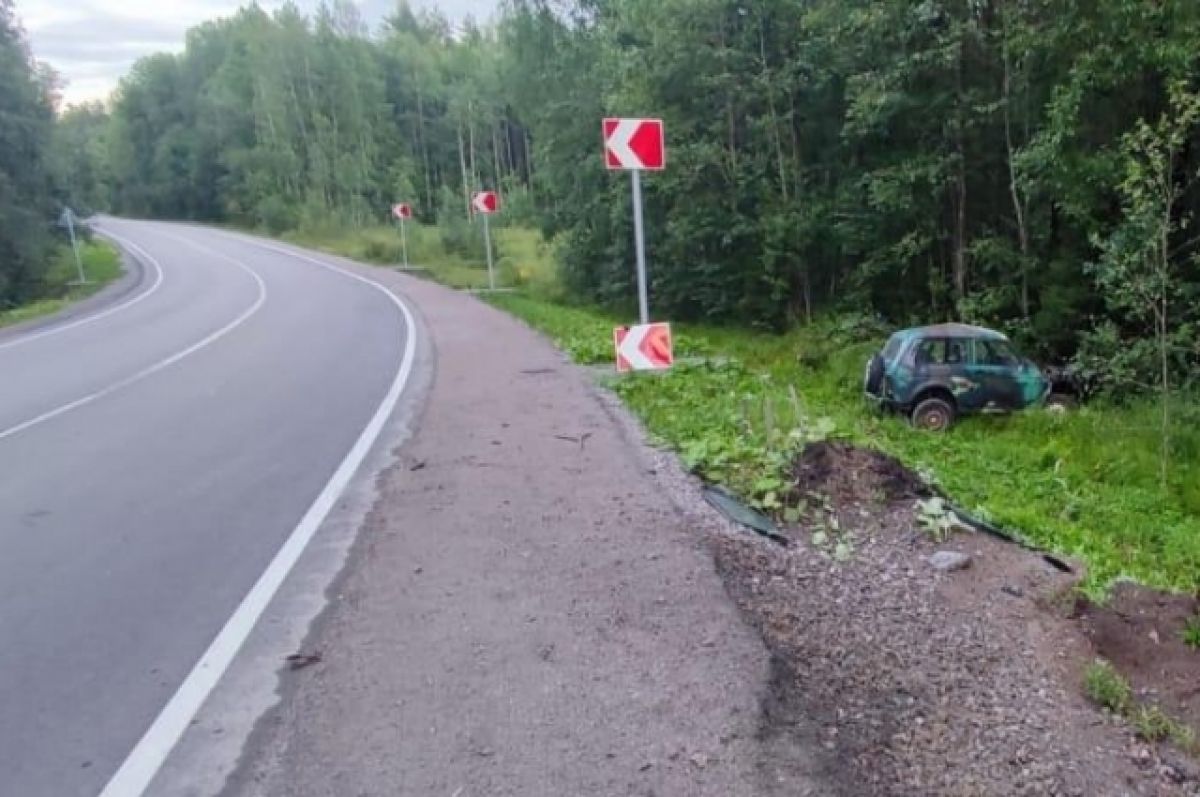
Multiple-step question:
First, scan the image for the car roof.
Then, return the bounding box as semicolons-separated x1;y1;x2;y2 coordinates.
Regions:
893;323;1008;341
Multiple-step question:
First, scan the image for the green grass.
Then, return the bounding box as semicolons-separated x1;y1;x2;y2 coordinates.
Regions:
1183;615;1200;649
284;223;559;296
484;292;1200;598
1084;659;1197;750
1084;659;1133;714
0;240;123;329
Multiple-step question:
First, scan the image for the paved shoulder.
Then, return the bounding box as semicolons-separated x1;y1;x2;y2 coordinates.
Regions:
228;266;813;796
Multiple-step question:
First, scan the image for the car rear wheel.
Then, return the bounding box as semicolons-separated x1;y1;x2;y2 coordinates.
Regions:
911;397;955;432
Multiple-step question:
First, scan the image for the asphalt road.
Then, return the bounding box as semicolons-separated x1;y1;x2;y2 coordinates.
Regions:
0;219;413;797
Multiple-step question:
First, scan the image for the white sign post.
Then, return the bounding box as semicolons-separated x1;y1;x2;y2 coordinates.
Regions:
471;192;499;290
391;203;412;269
59;207;87;285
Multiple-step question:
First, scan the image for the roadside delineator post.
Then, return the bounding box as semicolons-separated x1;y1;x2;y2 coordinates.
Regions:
471;191;500;290
603;118;671;369
59;207;87;285
391;203;412;269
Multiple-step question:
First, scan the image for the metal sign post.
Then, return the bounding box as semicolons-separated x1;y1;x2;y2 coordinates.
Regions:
483;212;496;291
62;208;87;285
630;170;649;325
391;203;413;269
470;191;500;290
398;215;409;269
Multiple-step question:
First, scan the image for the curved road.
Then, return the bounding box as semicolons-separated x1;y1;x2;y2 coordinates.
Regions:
0;219;417;797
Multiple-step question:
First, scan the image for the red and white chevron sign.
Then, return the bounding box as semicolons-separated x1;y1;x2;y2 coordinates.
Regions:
613;322;673;372
391;203;412;220
603;118;665;171
471;191;499;214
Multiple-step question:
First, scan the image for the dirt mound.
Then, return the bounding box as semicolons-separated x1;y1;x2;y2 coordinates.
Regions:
790;440;931;505
1080;584;1200;732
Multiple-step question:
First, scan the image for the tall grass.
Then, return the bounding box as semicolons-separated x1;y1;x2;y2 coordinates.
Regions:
285;223;560;296
0;240;123;329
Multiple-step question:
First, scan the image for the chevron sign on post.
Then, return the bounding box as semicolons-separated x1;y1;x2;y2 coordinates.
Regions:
391;203;413;268
603;118;665;331
471;191;500;289
614;323;673;373
603;118;665;171
471;191;498;214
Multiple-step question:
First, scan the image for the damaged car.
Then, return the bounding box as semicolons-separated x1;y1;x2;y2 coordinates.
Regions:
864;323;1051;431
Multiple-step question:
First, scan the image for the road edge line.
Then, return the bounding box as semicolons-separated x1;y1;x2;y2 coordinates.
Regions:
97;231;419;797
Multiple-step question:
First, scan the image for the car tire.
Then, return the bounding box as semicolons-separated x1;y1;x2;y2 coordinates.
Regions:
864;354;884;395
911;397;955;432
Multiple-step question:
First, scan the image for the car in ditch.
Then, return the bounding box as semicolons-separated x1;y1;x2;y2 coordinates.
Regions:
863;323;1051;431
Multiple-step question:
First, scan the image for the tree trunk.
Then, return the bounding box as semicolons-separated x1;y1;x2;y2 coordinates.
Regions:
1159;204;1172;489
1002;38;1031;317
492;123;503;188
952;34;969;308
415;81;433;212
759;17;788;201
458;122;471;220
467;99;480;190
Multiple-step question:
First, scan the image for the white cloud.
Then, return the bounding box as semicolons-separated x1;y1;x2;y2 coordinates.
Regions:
15;0;500;107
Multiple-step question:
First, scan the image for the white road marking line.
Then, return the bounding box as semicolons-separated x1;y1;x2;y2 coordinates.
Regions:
98;226;419;797
0;237;267;444
0;228;165;352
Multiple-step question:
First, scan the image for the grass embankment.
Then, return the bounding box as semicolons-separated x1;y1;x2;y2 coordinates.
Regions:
486;293;1200;598
0;240;124;329
285;223;560;297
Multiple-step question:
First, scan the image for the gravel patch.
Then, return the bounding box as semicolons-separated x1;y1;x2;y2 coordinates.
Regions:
592;388;1200;796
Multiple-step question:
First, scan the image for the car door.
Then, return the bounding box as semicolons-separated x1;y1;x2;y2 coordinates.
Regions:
945;337;988;411
969;338;1023;410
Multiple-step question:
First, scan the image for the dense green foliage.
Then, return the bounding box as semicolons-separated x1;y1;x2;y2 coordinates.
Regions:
98;1;530;236
489;292;1200;596
71;0;1200;394
0;0;60;308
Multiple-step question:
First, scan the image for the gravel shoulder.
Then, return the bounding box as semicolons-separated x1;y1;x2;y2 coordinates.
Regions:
223;251;1198;796
224;265;834;796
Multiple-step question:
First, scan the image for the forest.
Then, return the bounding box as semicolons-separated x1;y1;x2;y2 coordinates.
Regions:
11;0;1200;399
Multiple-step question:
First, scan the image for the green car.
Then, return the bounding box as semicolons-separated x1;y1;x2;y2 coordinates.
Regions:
863;323;1051;431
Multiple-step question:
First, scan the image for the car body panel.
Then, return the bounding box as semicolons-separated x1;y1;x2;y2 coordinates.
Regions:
865;324;1050;420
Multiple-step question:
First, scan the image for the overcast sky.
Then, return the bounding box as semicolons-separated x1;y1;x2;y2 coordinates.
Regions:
17;0;499;107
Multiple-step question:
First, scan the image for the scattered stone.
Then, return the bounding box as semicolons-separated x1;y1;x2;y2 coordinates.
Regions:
1001;584;1024;598
689;753;708;769
928;550;972;572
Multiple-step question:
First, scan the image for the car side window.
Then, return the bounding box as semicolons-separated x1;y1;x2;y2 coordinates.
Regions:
913;338;946;366
975;339;1019;367
945;338;968;365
